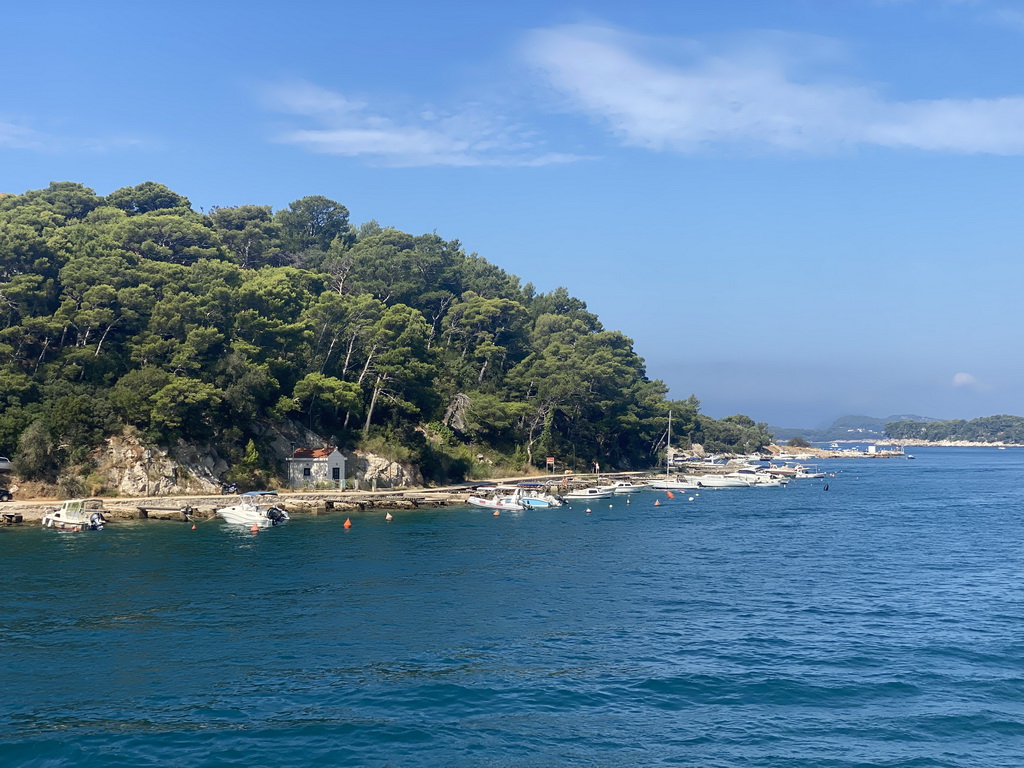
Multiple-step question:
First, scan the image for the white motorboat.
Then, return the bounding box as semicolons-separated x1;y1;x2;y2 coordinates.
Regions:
467;486;526;510
216;491;290;527
686;474;752;488
467;493;525;511
516;484;565;508
609;481;645;494
731;468;789;487
564;486;613;500
41;498;108;531
646;477;700;490
791;465;827;479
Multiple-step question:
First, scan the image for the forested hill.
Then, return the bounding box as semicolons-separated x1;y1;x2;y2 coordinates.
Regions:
885;415;1024;444
0;181;771;487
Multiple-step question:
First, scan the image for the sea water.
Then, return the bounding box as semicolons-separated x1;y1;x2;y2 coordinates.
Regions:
3;447;1024;767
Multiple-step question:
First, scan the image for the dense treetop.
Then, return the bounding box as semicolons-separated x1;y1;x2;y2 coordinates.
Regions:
0;181;772;487
885;415;1024;444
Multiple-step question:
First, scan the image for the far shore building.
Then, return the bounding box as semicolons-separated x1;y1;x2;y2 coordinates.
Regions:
286;448;346;490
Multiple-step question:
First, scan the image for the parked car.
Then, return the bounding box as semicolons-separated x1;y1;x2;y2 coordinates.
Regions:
0;457;11;471
0;488;12;502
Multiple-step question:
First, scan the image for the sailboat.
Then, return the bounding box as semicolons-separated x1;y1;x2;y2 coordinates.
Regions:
646;411;699;490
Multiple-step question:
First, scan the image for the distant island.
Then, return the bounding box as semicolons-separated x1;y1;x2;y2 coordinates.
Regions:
772;414;1024;446
769;414;936;443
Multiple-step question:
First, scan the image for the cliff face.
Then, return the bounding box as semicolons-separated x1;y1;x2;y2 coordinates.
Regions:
91;434;227;496
74;432;423;497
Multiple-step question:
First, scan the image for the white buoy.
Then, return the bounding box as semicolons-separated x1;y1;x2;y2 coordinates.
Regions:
688;496;694;501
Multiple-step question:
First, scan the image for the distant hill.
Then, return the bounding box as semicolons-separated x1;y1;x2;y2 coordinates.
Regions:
769;414;937;443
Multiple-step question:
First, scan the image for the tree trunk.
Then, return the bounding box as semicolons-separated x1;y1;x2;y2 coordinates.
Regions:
363;374;383;438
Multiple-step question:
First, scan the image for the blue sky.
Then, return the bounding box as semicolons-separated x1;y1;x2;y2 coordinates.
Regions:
4;0;1024;428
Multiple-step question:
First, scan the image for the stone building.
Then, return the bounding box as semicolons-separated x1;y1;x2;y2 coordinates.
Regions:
285;448;346;489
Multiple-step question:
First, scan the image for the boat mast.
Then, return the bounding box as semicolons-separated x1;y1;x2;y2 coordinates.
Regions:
666;410;672;477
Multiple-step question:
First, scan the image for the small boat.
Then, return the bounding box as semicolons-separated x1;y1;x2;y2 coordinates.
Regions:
467;493;525;511
467;486;526;510
516;483;565;508
216;491;290;527
41;499;108;531
685;474;752;488
609;481;645;494
564;486;613;500
646;477;700;490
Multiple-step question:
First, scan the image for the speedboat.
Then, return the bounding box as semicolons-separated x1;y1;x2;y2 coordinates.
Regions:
467;491;525;511
41;499;108;531
467;486;526;510
515;483;565;508
216;491;290;527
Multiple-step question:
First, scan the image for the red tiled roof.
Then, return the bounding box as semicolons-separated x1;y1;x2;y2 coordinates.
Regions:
290;448;333;459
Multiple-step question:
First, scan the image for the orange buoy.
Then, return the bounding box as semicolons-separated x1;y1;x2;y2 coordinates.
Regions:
191;524;197;530
250;523;259;533
493;510;500;517
343;518;352;528
666;491;675;499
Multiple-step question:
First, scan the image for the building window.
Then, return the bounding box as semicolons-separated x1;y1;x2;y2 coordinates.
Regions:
303;467;311;477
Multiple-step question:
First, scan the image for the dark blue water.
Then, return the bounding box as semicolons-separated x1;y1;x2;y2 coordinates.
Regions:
3;447;1024;767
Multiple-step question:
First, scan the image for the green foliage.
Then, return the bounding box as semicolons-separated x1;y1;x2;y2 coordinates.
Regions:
787;436;812;448
0;180;772;486
885;415;1024;443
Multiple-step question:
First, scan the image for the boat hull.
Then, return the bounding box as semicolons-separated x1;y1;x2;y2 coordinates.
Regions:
467;496;525;511
216;506;289;527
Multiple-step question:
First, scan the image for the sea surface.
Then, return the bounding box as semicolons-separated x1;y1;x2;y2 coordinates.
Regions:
3;447;1024;767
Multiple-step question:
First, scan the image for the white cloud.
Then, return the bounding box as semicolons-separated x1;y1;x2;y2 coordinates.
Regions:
264;79;584;168
521;23;1024;155
952;372;985;389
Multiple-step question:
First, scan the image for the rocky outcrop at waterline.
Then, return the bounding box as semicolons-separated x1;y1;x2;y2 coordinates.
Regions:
3;428;423;500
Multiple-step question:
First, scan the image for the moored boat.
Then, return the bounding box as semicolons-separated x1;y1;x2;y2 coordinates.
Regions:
467;486;526;510
216;491;290;527
685;474;752;488
563;486;613;500
41;499;108;531
609;481;645;494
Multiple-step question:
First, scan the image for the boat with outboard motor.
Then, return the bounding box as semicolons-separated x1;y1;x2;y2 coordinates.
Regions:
41;499;108;531
467;487;526;511
516;483;565;508
216;491;290;527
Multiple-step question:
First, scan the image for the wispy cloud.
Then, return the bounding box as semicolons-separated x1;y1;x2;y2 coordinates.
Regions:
522;23;1024;155
263;79;583;167
0;115;145;153
0;119;53;151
